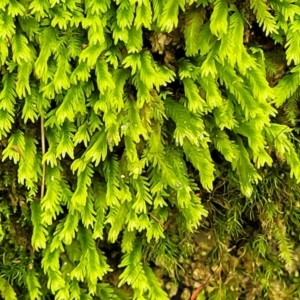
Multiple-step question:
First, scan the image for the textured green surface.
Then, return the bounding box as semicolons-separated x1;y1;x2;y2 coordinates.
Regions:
1;0;300;299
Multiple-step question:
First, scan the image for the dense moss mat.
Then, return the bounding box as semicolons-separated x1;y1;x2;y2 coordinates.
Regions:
1;0;300;299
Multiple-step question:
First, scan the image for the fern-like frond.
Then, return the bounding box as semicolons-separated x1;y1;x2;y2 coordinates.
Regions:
25;270;42;300
184;9;204;56
183;141;215;191
159;0;185;32
250;0;278;35
210;0;228;37
0;277;17;300
285;19;300;65
273;70;300;107
31;201;47;250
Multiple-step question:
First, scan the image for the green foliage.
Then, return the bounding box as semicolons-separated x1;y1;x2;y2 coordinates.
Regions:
1;0;300;299
0;277;17;300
